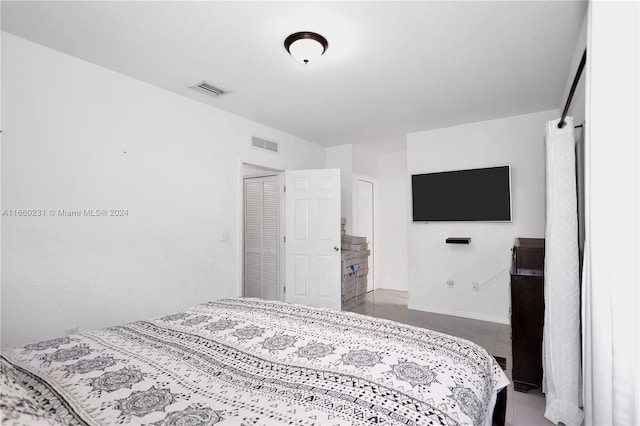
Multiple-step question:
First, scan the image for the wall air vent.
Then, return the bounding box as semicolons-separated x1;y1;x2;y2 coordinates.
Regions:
190;81;229;98
252;136;279;153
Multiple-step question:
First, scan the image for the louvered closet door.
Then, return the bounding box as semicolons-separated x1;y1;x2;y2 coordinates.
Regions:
243;175;279;300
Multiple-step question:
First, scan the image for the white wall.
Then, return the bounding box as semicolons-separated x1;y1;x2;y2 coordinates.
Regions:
325;144;353;234
375;150;409;291
562;11;588;256
406;109;558;323
561;10;588;127
326;143;410;292
352;143;379;178
0;33;325;348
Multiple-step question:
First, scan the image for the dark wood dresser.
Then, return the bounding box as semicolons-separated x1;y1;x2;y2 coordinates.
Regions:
510;238;545;392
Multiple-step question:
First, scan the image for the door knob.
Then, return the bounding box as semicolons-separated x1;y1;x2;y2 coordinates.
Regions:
334;246;340;252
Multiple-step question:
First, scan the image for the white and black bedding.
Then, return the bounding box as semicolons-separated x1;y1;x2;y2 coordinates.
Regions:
1;298;509;425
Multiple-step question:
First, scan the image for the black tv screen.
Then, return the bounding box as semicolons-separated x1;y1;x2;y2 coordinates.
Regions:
412;166;512;222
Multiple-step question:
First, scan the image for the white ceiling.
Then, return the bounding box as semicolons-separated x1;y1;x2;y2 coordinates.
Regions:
1;1;587;149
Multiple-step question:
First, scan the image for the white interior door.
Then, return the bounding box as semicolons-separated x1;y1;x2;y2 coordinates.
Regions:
285;169;341;310
356;178;375;292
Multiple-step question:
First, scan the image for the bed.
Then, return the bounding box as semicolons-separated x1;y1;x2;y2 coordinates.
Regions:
1;298;509;425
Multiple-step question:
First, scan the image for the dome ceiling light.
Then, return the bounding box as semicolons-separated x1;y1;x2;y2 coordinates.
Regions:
284;32;329;65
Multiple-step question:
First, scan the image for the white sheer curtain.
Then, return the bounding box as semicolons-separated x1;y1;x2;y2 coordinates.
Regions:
543;116;584;426
582;2;640;422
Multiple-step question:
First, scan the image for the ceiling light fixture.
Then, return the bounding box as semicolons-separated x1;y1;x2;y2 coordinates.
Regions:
284;32;328;65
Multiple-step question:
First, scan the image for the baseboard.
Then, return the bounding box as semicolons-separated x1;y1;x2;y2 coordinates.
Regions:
407;303;510;325
374;284;409;292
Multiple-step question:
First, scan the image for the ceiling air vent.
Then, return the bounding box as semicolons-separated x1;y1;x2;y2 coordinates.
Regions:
252;136;279;153
190;81;228;98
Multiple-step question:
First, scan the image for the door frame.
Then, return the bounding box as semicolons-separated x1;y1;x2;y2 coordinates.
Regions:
237;161;285;301
352;173;376;292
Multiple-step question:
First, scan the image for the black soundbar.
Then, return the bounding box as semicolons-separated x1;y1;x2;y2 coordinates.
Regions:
446;237;471;244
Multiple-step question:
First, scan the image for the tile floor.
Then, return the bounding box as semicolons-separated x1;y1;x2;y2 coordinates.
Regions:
347;289;552;426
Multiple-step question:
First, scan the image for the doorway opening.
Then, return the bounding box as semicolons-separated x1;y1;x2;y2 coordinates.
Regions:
354;177;375;292
240;164;342;310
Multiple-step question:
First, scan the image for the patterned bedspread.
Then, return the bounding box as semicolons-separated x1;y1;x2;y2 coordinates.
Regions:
1;298;509;425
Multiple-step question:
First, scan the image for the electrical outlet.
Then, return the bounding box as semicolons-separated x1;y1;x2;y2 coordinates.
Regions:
472;282;479;292
65;326;78;336
447;279;454;288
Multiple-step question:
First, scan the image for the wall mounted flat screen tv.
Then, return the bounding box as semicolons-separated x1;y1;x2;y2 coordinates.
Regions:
412;165;512;222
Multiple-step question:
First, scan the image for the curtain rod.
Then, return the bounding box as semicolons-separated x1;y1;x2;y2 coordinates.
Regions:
558;49;587;128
